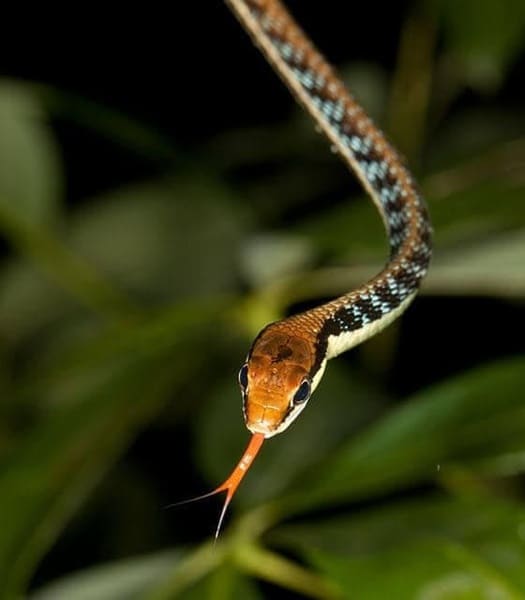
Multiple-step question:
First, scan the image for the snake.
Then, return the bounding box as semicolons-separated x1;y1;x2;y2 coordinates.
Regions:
188;0;432;537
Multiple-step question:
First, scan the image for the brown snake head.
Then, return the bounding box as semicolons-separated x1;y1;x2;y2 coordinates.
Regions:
172;325;322;540
173;0;432;540
239;324;325;437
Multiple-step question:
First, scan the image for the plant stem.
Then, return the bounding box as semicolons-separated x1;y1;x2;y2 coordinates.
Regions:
145;542;227;600
234;542;342;600
386;11;436;165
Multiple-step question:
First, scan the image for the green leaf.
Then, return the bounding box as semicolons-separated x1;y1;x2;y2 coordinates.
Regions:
311;544;521;600
0;80;63;225
435;0;525;91
139;542;265;600
297;179;525;261
282;356;525;513
240;232;316;288
70;177;246;301
429;183;525;247
179;564;263;600
0;212;134;325
254;229;525;322
276;495;525;598
31;550;184;600
32;549;262;600
0;176;245;347
35;85;178;163
426;229;525;298
0;301;224;598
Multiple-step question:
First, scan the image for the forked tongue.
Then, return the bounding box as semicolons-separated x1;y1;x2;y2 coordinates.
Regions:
172;432;265;540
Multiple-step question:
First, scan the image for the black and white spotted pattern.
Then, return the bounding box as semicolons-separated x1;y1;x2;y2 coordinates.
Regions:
228;0;432;378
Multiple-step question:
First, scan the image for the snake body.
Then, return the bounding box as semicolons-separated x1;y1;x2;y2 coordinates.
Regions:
187;1;432;535
228;0;432;438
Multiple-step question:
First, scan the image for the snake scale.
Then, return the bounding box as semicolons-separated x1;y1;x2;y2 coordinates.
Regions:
185;0;432;537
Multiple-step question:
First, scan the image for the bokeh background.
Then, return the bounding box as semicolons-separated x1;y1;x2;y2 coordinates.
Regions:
1;1;525;598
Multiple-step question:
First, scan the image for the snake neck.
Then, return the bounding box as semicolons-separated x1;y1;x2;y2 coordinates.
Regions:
229;0;432;368
226;0;432;439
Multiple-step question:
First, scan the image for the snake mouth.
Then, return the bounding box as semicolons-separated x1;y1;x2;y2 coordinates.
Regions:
244;396;285;437
246;407;285;437
248;418;297;439
247;422;275;438
247;411;294;438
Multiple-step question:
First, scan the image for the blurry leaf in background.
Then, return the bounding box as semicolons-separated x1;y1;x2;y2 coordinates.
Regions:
240;232;315;287
297;172;525;262
34;85;178;163
428;111;525;169
0;175;245;351
0;81;63;226
0;0;524;596
340;63;389;124
283;356;525;513
434;0;525;92
178;564;264;600
0;260;78;346
31;550;184;600
70;177;247;302
0;301;225;598
428;229;525;298
276;495;525;599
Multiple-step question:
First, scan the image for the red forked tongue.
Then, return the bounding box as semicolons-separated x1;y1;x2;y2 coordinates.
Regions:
171;433;265;540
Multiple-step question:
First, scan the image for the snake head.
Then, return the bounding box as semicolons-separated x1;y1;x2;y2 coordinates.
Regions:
239;325;322;437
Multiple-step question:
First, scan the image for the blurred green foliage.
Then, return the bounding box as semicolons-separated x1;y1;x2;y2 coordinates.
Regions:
1;1;525;598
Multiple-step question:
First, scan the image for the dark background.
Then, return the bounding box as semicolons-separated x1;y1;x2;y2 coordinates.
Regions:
1;1;525;598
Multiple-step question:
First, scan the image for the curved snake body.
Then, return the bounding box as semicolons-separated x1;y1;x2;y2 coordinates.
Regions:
228;0;432;437
186;0;432;536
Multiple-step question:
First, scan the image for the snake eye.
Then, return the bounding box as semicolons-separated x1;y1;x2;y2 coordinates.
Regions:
238;364;249;391
293;379;311;404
